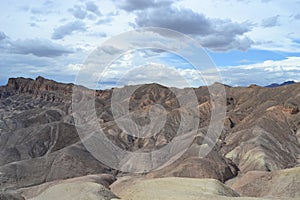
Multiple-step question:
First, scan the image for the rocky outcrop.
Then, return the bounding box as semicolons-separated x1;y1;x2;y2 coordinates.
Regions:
5;76;74;102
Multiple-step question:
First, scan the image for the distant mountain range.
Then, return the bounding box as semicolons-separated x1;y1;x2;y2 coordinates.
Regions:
265;80;297;88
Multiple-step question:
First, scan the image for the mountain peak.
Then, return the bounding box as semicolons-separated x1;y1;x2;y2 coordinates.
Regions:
35;75;47;81
265;80;296;88
5;76;73;102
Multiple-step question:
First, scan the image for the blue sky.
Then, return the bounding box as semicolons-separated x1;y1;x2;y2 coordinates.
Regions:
0;0;300;88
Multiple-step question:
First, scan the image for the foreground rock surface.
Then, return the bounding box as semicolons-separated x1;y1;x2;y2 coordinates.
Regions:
111;177;297;200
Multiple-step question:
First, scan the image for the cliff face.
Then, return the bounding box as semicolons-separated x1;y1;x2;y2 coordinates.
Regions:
0;77;299;199
4;76;74;102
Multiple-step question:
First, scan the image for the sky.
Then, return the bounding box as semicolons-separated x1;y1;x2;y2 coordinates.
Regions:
0;0;300;88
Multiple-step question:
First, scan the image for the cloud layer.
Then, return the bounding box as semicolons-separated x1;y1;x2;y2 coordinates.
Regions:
0;31;73;57
133;6;253;51
261;15;280;27
116;0;174;11
52;21;87;40
220;57;300;86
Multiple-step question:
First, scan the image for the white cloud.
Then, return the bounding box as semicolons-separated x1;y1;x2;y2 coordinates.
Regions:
52;21;87;40
0;32;73;57
67;63;83;72
219;57;300;86
85;1;102;16
69;5;87;19
225;57;300;70
174;0;300;52
133;4;253;51
261;15;280;27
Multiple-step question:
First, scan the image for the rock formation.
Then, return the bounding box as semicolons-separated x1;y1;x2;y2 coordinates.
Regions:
0;76;299;199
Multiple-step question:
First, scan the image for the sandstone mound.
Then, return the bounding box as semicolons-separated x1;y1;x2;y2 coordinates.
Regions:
112;177;239;200
18;174;116;199
28;181;117;200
